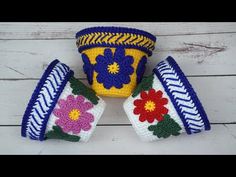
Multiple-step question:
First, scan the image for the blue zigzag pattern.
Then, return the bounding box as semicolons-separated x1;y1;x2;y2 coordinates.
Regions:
153;56;210;134
21;60;73;141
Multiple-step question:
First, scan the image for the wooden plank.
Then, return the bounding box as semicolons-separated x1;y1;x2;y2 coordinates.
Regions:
1;76;235;125
0;23;236;39
1;33;236;79
0;124;235;154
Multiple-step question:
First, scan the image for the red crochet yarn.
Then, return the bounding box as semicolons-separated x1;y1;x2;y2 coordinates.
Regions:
133;89;169;123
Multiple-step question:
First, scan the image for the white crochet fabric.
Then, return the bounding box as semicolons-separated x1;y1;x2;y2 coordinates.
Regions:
124;56;210;141
123;74;184;142
21;60;73;141
21;59;106;142
46;82;106;142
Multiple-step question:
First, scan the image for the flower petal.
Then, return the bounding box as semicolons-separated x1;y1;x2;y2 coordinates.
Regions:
66;95;77;106
79;101;94;112
159;98;168;105
154;90;163;99
57;99;68;110
53;109;67;119
161;107;169;115
139;114;147;122
133;99;143;106
116;73;130;84
114;47;125;62
156;114;164;122
103;78;114;89
123;56;134;66
80;112;94;122
81;122;92;131
75;95;85;104
96;73;106;84
55;116;68;125
147;116;155;123
148;88;156;97
133;107;141;114
140;91;148;99
60;122;72;133
104;48;113;61
113;77;123;89
71;123;81;134
96;55;109;65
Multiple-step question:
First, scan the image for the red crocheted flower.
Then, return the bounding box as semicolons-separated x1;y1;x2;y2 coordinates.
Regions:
133;89;169;123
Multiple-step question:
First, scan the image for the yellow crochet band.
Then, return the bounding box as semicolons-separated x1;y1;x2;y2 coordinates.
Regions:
76;26;156;98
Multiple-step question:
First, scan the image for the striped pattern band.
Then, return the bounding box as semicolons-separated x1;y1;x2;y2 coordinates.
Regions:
153;56;210;134
21;59;74;141
76;26;156;56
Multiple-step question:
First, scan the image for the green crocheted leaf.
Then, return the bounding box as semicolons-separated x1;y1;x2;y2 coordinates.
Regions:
69;76;99;105
148;114;182;139
132;74;154;97
45;126;80;142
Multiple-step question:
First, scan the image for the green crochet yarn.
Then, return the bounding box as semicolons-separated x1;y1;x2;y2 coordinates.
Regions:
45;126;81;142
148;114;182;139
132;74;154;97
69;76;99;105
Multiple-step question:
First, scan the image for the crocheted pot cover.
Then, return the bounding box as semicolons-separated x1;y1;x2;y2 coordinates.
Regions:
21;59;106;142
123;56;210;141
76;26;156;97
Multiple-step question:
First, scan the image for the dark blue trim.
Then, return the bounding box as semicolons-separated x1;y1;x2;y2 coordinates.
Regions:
78;43;154;57
21;59;59;137
76;26;156;56
39;70;74;141
153;56;210;134
153;68;191;134
76;26;156;42
166;56;210;131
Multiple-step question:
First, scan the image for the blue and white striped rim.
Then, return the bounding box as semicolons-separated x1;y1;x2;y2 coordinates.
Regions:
153;56;210;134
21;59;74;141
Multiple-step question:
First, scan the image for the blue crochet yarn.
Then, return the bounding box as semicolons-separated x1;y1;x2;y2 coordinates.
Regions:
94;47;134;89
76;26;157;57
21;59;74;141
82;53;94;85
136;56;147;84
76;26;156;43
153;56;210;134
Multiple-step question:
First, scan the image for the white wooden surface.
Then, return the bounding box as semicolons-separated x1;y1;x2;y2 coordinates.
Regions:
0;22;236;154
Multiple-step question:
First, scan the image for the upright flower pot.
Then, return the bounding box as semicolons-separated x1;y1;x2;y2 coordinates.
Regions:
76;26;156;97
21;59;106;142
123;56;211;141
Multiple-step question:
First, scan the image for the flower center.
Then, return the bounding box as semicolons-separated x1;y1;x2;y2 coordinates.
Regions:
69;109;81;121
107;62;120;74
144;100;156;112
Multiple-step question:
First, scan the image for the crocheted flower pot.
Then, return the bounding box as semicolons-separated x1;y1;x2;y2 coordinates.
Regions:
21;59;106;142
123;56;210;141
76;26;156;97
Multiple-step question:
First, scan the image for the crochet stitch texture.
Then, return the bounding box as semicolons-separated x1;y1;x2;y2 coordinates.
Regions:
76;26;156;98
123;56;210;141
21;59;106;142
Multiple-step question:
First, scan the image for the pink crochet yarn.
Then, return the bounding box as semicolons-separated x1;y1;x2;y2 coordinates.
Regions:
53;95;94;134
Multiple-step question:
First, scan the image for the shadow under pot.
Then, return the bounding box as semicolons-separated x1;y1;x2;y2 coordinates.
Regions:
21;59;106;142
76;26;156;97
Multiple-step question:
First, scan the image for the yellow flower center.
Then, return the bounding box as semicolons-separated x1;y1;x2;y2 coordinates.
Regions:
107;62;120;74
144;100;156;112
69;109;81;121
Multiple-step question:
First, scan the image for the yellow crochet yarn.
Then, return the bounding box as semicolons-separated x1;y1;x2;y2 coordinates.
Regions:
76;26;156;98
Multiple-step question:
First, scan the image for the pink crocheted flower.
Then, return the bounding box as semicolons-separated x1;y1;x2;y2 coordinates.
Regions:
53;95;94;134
